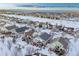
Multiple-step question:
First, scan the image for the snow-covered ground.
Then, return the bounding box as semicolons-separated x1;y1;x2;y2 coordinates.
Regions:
1;14;79;29
0;35;57;56
0;14;79;56
0;34;79;56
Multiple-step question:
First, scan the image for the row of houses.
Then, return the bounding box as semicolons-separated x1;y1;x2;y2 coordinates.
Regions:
26;12;79;20
0;14;76;34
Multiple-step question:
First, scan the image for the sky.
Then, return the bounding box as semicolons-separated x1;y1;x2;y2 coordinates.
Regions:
0;3;79;9
0;3;79;8
0;4;16;7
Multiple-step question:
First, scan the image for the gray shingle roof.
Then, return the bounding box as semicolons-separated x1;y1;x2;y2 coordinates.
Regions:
15;26;29;33
59;37;69;49
40;32;51;40
6;25;18;30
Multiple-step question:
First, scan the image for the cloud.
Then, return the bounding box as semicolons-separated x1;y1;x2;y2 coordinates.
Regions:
0;4;16;7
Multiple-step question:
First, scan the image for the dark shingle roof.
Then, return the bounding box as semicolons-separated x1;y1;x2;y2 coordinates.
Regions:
6;25;18;30
40;32;51;40
15;26;29;33
59;37;69;49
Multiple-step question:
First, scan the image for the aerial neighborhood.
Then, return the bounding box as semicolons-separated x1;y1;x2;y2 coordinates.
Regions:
0;9;79;56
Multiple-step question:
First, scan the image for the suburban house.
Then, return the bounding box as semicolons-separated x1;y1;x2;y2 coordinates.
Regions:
6;25;18;31
56;25;64;31
58;37;69;49
15;26;29;34
1;31;12;36
39;32;52;41
33;32;53;45
63;27;74;34
24;29;35;38
0;27;8;34
47;24;53;29
30;32;53;47
22;29;35;44
75;30;79;38
47;37;68;56
0;21;6;26
51;25;59;32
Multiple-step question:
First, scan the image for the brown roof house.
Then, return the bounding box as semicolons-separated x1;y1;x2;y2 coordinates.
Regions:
24;29;35;37
63;27;74;34
22;29;35;44
1;31;12;37
0;27;12;36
